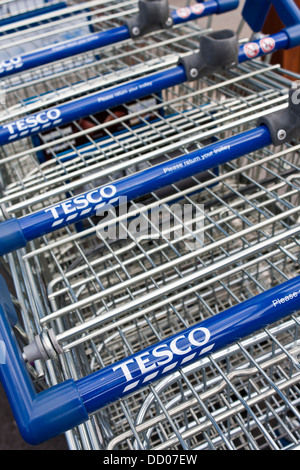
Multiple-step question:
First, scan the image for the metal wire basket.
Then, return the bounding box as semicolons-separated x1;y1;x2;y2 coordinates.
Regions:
0;0;135;64
0;0;299;452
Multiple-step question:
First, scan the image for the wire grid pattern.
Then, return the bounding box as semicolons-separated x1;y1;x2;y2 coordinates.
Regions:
0;1;213;113
0;0;136;55
0;10;299;451
0;0;75;16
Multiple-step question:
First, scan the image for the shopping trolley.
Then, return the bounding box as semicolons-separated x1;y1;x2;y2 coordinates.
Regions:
1;1;245;164
0;0;299;451
0;0;241;79
0;0;148;99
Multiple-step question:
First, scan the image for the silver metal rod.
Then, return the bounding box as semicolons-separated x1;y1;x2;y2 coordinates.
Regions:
47;223;300;340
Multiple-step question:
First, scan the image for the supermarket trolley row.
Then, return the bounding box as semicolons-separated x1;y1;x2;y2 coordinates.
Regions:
0;0;299;450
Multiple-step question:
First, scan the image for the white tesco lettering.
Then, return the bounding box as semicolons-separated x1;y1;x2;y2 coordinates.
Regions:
26;115;38;128
0;56;22;69
100;185;117;198
152;344;173;366
45;204;61;220
188;327;210;346
112;326;212;383
61;201;76;215
3;109;61;135
73;195;89;210
86;190;102;204
47;109;60;120
170;335;191;355
113;359;135;382
45;185;117;220
36;113;49;124
135;352;156;374
16;120;26;131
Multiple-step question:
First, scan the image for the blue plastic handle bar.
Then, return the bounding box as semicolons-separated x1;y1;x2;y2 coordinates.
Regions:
0;26;298;148
0;2;68;28
0;65;187;145
0;0;238;78
196;0;239;12
242;0;300;32
75;275;300;415
0;2;67;28
0;271;299;444
0;124;272;256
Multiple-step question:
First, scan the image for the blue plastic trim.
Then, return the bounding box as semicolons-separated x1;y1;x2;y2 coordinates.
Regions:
171;0;219;24
215;0;239;14
0;270;299;444
0;0;239;79
282;24;300;48
0;2;67;28
0;26;130;78
0;125;270;254
195;0;239;12
0;218;27;257
238;31;290;63
242;0;300;32
272;0;300;26
0;26;297;149
0;65;187;146
0;275;88;445
75;275;300;413
242;0;271;32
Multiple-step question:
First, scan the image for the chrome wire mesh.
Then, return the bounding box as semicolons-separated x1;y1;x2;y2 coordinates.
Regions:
0;5;299;451
0;0;136;61
0;1;208;112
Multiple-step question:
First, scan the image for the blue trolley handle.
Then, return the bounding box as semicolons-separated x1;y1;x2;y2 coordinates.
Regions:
242;0;300;33
0;23;299;148
0;271;299;444
0;85;299;257
0;0;239;79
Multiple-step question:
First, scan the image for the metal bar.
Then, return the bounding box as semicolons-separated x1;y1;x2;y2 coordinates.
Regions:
0;29;297;147
68;275;300;415
50;227;300;344
0;63;281;167
0;0;119;33
0;15;299;450
0;268;299;444
0;125;272;256
0;0;228;78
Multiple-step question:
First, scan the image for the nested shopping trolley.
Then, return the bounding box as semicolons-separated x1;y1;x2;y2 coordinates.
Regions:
0;0;299;451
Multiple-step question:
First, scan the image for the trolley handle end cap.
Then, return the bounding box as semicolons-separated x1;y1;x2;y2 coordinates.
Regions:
215;0;240;14
257;85;300;146
178;29;239;81
125;0;173;38
0;217;27;257
282;24;300;50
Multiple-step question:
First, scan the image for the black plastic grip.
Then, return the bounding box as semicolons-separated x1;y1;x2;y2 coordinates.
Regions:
125;0;172;38
178;29;239;81
258;85;300;145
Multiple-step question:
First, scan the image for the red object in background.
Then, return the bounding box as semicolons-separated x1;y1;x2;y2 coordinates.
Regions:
73;107;128;147
38;95;158;161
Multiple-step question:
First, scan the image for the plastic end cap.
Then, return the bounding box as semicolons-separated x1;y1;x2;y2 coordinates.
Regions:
257;85;300;146
216;0;239;14
283;25;300;50
0;218;27;256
